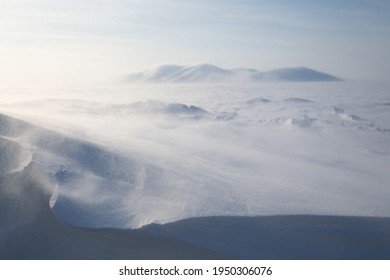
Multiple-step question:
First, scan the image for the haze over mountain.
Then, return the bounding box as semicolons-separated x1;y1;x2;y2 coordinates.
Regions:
126;64;342;83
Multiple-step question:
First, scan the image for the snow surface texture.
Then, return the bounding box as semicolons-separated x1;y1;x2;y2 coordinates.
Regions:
1;135;389;259
0;141;225;259
126;64;342;83
1;81;389;232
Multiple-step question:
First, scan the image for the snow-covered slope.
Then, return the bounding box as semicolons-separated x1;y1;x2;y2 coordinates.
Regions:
0;137;31;176
1;131;390;259
0;135;225;259
126;64;341;83
1;81;389;259
127;64;233;83
252;67;342;82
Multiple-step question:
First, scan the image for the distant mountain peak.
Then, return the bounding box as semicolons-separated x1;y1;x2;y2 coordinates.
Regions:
126;64;342;83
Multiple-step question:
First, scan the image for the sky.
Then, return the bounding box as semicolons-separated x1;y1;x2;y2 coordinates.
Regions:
1;0;390;85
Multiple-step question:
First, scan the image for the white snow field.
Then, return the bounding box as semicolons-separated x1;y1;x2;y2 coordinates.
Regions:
1;79;390;259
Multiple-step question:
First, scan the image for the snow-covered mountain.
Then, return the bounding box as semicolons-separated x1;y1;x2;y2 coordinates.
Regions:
126;64;342;83
252;67;342;82
127;63;233;83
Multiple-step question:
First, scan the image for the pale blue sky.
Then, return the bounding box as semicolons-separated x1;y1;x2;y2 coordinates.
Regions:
1;0;389;85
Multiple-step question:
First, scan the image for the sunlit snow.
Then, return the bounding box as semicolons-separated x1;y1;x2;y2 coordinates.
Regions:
1;80;389;229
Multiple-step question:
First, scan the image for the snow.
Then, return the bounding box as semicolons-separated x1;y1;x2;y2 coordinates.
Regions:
1;80;390;259
127;64;233;83
252;67;342;82
0;137;31;176
126;64;342;83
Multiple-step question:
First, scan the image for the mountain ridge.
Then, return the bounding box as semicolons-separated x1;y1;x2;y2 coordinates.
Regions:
126;63;342;83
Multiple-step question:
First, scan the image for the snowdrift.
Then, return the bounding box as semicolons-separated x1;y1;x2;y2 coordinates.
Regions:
0;137;31;176
1;112;390;259
1;80;390;259
0;143;224;259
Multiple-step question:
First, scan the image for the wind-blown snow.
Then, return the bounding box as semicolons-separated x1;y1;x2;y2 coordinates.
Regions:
0;137;31;176
0;81;389;230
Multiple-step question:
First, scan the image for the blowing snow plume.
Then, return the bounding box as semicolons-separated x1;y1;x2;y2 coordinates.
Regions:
0;131;226;259
1;80;390;259
1;122;390;260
